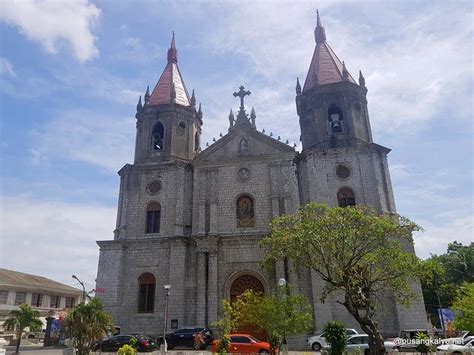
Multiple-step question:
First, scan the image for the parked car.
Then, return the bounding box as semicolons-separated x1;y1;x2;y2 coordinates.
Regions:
24;331;45;342
157;327;213;350
306;328;359;351
92;334;158;352
393;328;429;352
437;336;474;354
212;334;271;354
323;334;398;354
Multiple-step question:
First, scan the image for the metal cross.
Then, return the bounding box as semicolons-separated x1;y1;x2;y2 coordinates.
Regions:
233;85;251;109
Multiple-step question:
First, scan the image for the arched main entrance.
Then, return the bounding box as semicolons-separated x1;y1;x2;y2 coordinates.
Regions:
230;274;266;340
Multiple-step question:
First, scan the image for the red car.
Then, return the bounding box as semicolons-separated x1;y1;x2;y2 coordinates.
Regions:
212;333;271;354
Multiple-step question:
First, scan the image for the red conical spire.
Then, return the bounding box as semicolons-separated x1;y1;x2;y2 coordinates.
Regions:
167;31;178;63
314;9;326;44
148;32;191;106
303;10;356;92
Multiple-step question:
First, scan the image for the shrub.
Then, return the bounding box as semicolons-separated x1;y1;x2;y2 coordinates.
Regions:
323;321;347;355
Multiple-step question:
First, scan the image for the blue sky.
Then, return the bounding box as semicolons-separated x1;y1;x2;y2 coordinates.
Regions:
0;0;472;292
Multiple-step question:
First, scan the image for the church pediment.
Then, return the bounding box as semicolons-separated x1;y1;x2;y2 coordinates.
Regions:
195;124;295;162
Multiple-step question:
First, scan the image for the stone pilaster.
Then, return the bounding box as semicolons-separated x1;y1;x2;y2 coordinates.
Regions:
196;251;206;325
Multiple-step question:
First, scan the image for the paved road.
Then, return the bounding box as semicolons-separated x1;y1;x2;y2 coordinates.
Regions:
4;347;324;355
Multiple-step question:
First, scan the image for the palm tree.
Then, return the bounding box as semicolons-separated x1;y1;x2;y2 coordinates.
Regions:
64;298;114;355
4;303;43;353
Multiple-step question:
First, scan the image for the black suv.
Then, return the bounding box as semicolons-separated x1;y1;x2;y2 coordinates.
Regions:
158;327;214;350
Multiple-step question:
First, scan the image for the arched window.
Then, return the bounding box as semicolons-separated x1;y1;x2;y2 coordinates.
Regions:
337;188;356;207
328;105;344;133
236;195;255;227
145;202;161;234
194;132;200;152
137;273;155;313
151;122;164;150
230;275;264;303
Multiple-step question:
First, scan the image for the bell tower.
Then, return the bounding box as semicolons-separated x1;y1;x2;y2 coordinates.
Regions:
296;11;427;336
134;33;202;164
296;11;372;150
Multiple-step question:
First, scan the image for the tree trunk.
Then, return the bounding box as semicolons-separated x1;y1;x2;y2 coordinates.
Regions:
342;301;386;355
15;330;22;353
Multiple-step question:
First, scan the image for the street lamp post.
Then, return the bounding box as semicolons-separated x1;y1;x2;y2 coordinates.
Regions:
72;275;86;304
278;278;289;355
162;284;171;354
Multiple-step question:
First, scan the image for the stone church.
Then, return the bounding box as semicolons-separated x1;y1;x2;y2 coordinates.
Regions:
96;12;427;338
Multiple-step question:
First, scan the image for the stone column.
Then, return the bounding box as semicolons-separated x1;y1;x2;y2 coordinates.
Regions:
207;250;218;325
310;270;332;331
196;251;206;325
168;239;186;327
197;202;206;235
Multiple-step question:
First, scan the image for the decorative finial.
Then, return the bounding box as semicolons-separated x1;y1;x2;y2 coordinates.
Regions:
262;129;265;133
206;142;209;147
136;95;142;112
213;137;216;142
277;136;281;141
270;132;273;137
342;61;350;81
293;143;297;148
198;103;203;119
167;31;178;63
191;89;196;107
228;109;235;128
144;85;150;103
220;133;223;137
250;107;256;126
314;9;327;44
296;77;301;95
285;139;289;144
359;70;366;87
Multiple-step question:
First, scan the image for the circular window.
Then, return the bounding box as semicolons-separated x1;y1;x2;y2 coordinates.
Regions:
147;181;161;194
178;121;187;130
336;165;351;179
237;168;250;181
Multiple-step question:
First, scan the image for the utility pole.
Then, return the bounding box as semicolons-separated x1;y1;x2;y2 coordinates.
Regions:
72;275;86;304
162;285;171;354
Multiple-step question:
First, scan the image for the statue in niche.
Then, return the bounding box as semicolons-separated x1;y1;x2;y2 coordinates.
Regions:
239;138;249;153
237;195;255;227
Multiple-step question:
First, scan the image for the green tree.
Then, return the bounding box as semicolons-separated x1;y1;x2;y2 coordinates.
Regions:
452;282;474;333
64;298;114;355
262;203;423;355
212;300;235;355
231;286;313;354
421;242;473;327
4;303;43;353
323;321;347;355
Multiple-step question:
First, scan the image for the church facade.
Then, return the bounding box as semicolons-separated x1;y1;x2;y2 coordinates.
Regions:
96;13;427;338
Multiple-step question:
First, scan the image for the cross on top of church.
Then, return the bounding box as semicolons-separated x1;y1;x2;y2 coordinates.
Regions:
233;85;251;109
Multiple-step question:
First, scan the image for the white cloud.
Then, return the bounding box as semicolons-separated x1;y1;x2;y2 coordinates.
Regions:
414;215;473;259
0;195;115;288
31;110;135;171
0;0;101;62
0;58;16;77
197;2;473;137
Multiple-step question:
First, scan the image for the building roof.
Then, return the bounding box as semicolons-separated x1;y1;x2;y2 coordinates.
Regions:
0;268;82;295
303;10;356;92
148;33;191;107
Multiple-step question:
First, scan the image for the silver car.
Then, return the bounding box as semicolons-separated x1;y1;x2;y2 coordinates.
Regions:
324;334;398;354
307;328;359;351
